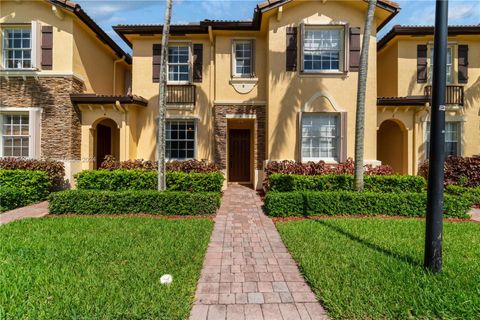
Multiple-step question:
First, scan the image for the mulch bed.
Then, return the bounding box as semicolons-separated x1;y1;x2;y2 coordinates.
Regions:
46;213;215;220
272;215;475;223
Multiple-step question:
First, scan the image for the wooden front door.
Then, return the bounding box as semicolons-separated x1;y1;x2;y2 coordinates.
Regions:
96;124;112;169
228;129;251;182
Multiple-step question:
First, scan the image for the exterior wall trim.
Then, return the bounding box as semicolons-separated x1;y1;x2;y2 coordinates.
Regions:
214;100;266;106
303;91;345;112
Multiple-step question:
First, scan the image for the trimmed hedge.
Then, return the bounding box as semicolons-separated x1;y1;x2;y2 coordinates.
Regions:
268;174;426;193
0;187;26;212
75;170;224;192
446;185;480;206
48;190;221;215
264;191;471;218
0;170;51;203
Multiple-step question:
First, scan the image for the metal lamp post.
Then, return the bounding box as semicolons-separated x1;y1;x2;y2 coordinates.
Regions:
424;0;449;273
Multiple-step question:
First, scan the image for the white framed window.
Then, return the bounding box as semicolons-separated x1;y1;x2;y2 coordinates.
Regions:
302;26;344;73
426;121;460;158
0;113;30;157
166;120;196;160
429;47;453;84
2;27;32;69
301;113;340;162
168;45;190;83
232;40;254;77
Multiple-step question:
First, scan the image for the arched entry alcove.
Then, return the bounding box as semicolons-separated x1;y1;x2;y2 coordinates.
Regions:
95;118;120;169
377;119;407;174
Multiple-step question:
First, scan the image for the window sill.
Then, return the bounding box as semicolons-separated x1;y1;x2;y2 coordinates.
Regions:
0;68;38;72
302;158;339;164
229;78;258;94
167;81;191;86
299;71;347;77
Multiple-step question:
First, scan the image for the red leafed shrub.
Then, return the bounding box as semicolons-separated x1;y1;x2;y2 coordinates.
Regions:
100;155;220;173
263;158;393;189
0;157;65;190
419;156;480;187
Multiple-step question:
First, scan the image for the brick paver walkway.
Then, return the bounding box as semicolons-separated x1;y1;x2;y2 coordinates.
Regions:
470;208;480;222
190;185;328;320
0;201;49;225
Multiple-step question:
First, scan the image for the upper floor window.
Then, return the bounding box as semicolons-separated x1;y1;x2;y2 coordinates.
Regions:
168;45;190;82
2;28;32;69
0;113;30;157
303;27;344;73
429;47;452;84
301;113;339;162
233;40;254;77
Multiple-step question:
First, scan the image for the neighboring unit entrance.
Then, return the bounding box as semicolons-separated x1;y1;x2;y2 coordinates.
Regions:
95;118;120;169
96;124;112;169
228;129;251;182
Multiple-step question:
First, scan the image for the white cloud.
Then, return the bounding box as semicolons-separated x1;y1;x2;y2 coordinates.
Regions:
200;1;234;18
448;2;480;20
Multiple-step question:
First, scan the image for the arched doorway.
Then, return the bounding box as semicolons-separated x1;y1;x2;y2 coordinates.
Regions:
95;118;120;169
377;119;407;174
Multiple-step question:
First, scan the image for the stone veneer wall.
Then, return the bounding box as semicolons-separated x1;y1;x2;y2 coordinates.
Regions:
213;105;266;170
0;76;84;160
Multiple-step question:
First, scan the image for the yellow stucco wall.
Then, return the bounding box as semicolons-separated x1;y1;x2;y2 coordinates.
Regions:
377;41;398;97
72;19;130;95
377;34;480;174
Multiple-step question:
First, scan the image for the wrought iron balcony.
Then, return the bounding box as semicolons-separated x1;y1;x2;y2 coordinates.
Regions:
424;85;464;106
166;84;196;105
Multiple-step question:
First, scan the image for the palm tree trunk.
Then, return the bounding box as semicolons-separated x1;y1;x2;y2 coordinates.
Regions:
157;0;173;191
354;0;377;192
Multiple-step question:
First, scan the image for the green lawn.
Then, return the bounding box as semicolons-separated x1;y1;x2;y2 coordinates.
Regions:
0;216;213;320
276;218;480;320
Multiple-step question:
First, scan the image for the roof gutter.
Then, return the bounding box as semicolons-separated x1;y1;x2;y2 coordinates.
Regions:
47;0;132;64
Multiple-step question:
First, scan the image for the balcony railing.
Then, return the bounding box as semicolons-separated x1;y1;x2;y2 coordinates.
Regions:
424;85;464;106
166;85;196;105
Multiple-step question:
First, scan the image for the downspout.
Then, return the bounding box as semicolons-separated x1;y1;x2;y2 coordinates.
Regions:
113;56;126;94
208;26;215;162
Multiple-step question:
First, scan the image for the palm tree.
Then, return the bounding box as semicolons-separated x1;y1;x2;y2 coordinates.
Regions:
157;0;173;191
354;0;377;191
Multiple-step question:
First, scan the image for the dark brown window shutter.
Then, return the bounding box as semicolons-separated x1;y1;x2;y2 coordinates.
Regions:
458;45;469;84
41;26;53;70
349;27;360;72
417;44;427;83
152;44;161;83
286;27;297;72
193;43;203;83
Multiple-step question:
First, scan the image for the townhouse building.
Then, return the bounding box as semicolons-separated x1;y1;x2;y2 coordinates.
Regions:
0;0;132;183
3;0;478;189
377;25;480;174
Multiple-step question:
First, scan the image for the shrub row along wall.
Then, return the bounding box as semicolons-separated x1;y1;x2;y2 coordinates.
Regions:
264;191;471;218
99;156;220;173
0;158;65;190
75;170;224;193
48;190;221;215
263;158;393;189
419;156;480;187
0;170;51;206
268;174;426;193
